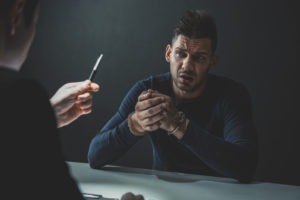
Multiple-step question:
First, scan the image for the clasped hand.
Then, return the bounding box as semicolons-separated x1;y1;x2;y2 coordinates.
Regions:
129;89;179;135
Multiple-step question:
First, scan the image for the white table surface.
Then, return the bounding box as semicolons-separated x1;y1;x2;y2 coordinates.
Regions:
68;162;300;200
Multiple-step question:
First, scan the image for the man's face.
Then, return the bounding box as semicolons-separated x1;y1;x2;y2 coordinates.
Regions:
165;35;216;99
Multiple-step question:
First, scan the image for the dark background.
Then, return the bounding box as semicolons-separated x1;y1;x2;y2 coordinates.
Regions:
22;0;300;185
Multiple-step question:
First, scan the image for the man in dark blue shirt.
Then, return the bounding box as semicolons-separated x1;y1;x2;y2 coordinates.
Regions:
88;9;258;183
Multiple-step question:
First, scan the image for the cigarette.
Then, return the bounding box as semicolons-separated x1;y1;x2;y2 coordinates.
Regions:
89;53;103;81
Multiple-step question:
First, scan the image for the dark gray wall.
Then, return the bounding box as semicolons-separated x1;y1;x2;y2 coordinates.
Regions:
22;0;300;185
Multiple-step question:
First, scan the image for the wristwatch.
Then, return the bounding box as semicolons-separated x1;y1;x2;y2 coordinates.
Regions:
168;111;186;135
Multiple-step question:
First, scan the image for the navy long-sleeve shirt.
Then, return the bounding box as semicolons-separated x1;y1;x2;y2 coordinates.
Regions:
88;72;258;183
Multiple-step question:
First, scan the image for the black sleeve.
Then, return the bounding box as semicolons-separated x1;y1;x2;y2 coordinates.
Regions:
180;83;258;182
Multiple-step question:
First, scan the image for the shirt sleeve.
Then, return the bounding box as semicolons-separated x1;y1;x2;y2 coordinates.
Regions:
180;83;258;183
88;81;147;169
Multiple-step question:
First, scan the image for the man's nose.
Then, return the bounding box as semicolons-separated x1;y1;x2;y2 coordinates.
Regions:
181;56;194;71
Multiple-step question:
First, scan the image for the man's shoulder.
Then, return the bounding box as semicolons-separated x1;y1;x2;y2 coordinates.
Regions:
0;68;56;135
138;72;170;90
0;68;50;107
0;67;44;87
142;72;170;82
208;73;246;90
0;67;22;82
209;73;238;84
207;73;251;101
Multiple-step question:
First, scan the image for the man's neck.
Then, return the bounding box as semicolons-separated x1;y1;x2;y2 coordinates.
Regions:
172;79;207;102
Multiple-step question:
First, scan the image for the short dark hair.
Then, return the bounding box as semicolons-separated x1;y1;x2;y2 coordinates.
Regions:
0;0;39;27
172;9;218;53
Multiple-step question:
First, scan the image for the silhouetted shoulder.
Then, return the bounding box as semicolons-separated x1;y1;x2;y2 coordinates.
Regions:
207;73;250;97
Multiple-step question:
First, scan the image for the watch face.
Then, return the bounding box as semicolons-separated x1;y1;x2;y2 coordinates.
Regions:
168;111;186;135
178;111;186;123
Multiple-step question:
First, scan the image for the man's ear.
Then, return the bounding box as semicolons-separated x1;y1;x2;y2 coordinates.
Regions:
165;44;172;63
9;0;26;35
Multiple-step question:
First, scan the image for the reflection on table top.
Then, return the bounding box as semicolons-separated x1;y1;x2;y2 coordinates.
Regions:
68;162;300;200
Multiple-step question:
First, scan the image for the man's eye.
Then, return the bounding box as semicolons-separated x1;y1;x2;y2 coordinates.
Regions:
175;51;186;58
194;56;207;63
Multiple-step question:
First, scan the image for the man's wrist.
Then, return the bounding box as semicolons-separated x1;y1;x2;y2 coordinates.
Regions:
167;111;186;135
128;112;145;136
